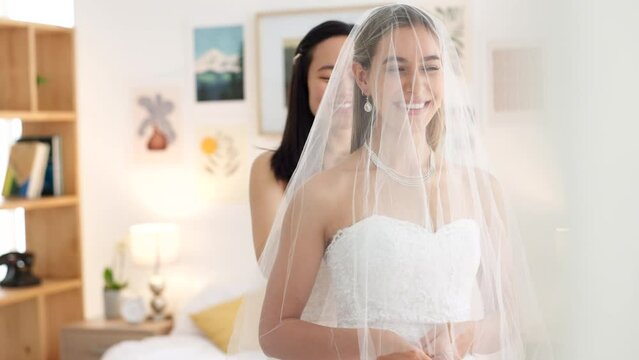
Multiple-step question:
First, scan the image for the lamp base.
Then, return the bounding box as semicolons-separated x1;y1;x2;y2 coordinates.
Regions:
149;274;167;321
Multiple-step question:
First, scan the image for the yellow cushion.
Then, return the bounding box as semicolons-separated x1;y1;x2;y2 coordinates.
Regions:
190;297;243;352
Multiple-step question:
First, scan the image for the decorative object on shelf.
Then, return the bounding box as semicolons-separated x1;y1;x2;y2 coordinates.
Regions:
197;125;249;202
103;266;127;320
129;223;180;321
193;25;244;102
36;75;48;86
133;88;182;163
17;135;63;196
0;251;41;287
119;291;147;324
2;141;50;199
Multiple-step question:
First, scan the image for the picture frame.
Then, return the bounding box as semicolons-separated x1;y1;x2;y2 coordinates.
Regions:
255;5;371;136
255;3;471;135
193;25;245;102
197;124;249;202
132;87;182;163
487;39;544;124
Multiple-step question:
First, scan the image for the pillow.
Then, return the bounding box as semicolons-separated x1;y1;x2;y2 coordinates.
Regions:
171;270;264;337
190;297;243;352
171;281;247;337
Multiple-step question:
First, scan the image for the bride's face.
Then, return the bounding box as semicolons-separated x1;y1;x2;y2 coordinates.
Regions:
363;25;443;129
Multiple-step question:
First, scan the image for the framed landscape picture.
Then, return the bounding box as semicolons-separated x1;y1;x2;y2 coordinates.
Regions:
193;25;244;102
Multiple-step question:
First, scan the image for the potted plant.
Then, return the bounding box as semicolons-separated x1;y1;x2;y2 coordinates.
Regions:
103;267;127;319
104;239;129;319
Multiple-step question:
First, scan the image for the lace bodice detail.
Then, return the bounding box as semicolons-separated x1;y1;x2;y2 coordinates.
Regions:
324;215;482;342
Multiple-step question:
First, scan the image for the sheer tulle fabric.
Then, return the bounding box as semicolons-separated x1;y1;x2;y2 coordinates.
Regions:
230;4;552;359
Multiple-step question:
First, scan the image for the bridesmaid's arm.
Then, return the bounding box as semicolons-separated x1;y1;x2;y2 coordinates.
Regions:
249;152;286;260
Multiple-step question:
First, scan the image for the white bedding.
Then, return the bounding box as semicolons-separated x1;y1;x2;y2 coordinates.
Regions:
102;272;265;360
102;335;224;359
101;334;263;359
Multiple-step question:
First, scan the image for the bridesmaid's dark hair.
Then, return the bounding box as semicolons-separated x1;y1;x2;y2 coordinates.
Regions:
271;20;353;183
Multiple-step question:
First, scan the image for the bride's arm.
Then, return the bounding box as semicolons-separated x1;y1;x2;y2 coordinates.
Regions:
259;182;421;360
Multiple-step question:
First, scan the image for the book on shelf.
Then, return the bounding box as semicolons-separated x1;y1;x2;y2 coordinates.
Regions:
2;142;50;199
17;135;64;196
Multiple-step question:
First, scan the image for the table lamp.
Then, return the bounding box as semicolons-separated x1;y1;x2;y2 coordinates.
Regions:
129;223;180;321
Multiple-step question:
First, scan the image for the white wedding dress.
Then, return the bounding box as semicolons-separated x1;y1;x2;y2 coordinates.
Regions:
320;215;483;359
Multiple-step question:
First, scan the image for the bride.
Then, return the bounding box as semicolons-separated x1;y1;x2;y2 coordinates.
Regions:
231;4;551;360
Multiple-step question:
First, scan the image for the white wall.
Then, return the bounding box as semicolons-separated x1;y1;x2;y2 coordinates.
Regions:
75;0;564;341
75;0;377;320
543;1;639;359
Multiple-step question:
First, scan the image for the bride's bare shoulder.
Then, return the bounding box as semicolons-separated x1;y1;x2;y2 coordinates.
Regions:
287;151;361;214
308;150;360;185
440;162;499;183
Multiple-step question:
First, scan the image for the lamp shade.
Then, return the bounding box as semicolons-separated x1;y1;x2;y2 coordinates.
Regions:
129;223;180;267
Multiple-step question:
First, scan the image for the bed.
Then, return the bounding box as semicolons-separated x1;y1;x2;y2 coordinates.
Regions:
102;274;264;360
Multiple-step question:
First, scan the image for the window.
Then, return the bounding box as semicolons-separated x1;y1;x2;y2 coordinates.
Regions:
5;0;74;28
0;208;26;280
0;119;25;280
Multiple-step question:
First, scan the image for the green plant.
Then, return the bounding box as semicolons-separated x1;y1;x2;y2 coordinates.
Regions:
36;75;48;86
104;267;127;290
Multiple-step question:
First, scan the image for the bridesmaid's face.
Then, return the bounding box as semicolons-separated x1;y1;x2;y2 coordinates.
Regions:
307;36;348;115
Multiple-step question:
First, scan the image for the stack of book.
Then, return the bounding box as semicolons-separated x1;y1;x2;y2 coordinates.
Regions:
2;136;63;199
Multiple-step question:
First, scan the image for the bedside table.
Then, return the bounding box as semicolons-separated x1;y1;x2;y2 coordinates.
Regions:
60;318;172;360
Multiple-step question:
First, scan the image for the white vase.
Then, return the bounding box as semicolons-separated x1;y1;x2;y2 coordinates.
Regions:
103;289;121;319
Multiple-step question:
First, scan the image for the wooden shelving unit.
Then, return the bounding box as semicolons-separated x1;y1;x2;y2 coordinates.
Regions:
0;18;81;360
0;111;76;122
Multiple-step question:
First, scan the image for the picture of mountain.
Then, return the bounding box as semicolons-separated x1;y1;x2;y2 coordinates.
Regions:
194;25;244;101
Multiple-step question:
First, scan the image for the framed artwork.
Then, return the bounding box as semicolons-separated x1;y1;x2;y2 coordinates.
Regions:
133;87;182;163
193;25;244;102
487;40;544;123
197;125;249;202
255;6;370;135
256;2;470;135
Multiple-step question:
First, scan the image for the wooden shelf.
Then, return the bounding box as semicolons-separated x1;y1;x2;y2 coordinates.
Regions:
36;29;75;112
0;18;72;33
0;19;81;360
0;195;78;210
0;19;29;29
0;111;76;122
0;22;31;111
0;278;82;307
